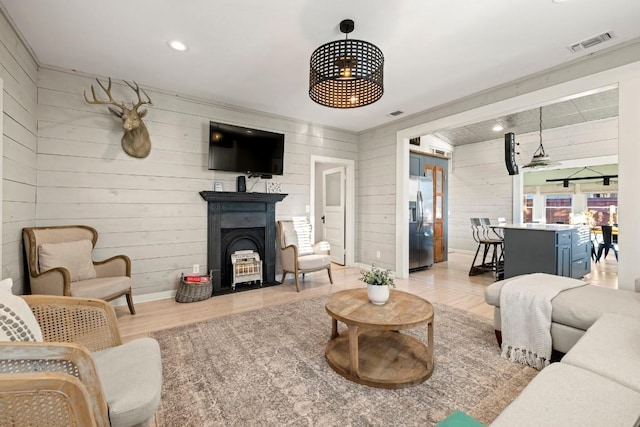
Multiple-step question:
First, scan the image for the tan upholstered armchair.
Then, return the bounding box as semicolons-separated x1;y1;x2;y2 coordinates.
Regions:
23;225;136;314
277;219;333;292
0;295;162;427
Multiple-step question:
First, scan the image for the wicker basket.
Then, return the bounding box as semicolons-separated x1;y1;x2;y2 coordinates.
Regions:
176;274;213;303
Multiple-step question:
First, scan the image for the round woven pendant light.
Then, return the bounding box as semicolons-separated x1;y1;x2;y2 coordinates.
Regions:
309;19;384;108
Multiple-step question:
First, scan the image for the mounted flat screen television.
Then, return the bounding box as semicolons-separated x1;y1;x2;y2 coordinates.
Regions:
208;121;284;176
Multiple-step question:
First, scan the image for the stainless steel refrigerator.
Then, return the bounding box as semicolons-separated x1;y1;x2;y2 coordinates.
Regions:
409;176;434;271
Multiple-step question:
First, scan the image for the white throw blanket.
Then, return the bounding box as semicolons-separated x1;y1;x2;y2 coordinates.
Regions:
500;273;586;370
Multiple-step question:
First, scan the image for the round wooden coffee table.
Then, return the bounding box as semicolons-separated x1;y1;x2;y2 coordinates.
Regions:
324;288;434;389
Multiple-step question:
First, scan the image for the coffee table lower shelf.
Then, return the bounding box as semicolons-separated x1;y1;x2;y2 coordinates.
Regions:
325;330;434;389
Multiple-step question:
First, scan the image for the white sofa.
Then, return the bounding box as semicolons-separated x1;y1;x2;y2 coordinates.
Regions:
485;278;640;353
486;276;640;426
491;312;640;426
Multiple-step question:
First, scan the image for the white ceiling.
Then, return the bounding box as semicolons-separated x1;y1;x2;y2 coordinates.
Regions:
2;0;640;133
436;89;619;146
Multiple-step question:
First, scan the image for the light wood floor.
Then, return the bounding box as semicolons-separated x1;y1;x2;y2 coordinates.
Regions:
115;251;618;342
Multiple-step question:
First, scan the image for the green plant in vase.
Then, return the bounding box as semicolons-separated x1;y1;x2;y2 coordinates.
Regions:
360;265;395;305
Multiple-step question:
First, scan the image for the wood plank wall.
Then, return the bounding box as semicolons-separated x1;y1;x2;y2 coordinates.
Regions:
357;128;398;271
0;11;38;294
33;68;357;298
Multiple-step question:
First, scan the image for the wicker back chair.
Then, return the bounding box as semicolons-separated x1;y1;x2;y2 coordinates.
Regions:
0;372;102;427
0;295;161;427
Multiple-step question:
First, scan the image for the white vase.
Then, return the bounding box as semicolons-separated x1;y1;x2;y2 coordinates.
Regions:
367;284;390;305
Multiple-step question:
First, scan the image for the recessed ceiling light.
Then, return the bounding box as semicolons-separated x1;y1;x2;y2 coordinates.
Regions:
552;0;570;3
492;124;504;132
168;40;188;52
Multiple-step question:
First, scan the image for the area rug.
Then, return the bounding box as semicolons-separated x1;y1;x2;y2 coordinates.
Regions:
151;297;537;426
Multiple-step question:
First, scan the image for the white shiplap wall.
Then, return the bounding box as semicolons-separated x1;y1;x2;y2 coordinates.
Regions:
449;117;619;253
34;67;357;297
356;128;398;270
0;11;38;294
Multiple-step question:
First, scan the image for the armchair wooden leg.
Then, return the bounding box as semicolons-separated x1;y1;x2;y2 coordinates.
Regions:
126;290;136;315
327;267;333;284
294;274;300;292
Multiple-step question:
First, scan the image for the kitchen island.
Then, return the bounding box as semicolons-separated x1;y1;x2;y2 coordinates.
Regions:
499;224;591;280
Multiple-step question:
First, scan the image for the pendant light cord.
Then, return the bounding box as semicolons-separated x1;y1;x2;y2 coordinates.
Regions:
534;106;546;157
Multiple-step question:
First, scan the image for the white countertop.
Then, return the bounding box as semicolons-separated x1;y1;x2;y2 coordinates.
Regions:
495;223;586;231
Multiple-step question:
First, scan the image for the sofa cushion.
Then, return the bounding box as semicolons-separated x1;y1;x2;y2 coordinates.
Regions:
298;254;330;271
490;363;640;426
69;276;131;300
93;337;162;427
38;239;97;281
485;281;640;331
0;278;43;342
562;313;640;393
552;285;640;330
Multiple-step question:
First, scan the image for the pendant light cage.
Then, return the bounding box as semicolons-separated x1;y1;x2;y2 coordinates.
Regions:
309;20;384;108
523;106;558;169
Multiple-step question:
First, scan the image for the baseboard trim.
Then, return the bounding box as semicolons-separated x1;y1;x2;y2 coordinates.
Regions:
111;290;176;306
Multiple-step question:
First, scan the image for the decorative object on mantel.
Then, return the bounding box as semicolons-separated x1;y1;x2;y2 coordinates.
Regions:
84;77;152;158
521;106;560;169
213;181;224;191
309;19;384;109
266;181;282;194
360;265;395;305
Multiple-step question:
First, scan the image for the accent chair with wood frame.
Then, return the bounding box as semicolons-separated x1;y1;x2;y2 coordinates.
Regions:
23;225;136;314
0;295;162;427
277;219;333;292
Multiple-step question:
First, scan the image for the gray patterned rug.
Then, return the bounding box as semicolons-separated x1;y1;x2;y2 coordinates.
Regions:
152;296;536;426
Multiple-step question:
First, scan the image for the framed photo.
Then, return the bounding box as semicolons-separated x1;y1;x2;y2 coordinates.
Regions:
266;181;281;194
214;181;224;192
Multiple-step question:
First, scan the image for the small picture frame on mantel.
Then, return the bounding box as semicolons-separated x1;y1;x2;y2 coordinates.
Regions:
266;181;281;194
214;181;224;192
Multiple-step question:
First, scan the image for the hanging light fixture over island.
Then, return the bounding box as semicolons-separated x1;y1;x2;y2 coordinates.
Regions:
522;106;560;169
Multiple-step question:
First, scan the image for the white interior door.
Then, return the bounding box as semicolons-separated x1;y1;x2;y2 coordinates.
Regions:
322;166;345;265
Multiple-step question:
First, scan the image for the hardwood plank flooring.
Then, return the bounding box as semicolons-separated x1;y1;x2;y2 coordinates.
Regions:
115;251;618;341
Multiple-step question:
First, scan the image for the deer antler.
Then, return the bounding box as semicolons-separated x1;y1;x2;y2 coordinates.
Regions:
83;77;126;110
123;80;152;110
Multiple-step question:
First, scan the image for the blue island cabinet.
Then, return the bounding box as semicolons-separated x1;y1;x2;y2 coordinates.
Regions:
502;224;591;280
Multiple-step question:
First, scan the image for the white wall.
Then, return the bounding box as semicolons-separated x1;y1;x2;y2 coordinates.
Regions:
449;117;619;252
618;76;640;291
356;128;398;270
34;67;357;298
0;11;38;294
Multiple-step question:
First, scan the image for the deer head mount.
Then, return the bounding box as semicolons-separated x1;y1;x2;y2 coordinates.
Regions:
84;77;152;158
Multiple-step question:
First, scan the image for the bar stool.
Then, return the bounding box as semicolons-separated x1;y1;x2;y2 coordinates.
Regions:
469;218;503;278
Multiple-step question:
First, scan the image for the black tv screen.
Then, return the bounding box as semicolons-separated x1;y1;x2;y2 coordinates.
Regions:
208;121;284;176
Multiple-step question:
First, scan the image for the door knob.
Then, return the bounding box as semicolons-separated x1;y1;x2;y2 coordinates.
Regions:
321;215;326;224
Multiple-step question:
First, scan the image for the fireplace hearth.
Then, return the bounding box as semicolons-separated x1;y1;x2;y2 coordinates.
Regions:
199;191;287;295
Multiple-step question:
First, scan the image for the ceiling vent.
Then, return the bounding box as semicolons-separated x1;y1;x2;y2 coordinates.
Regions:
567;31;615;53
387;110;404;117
